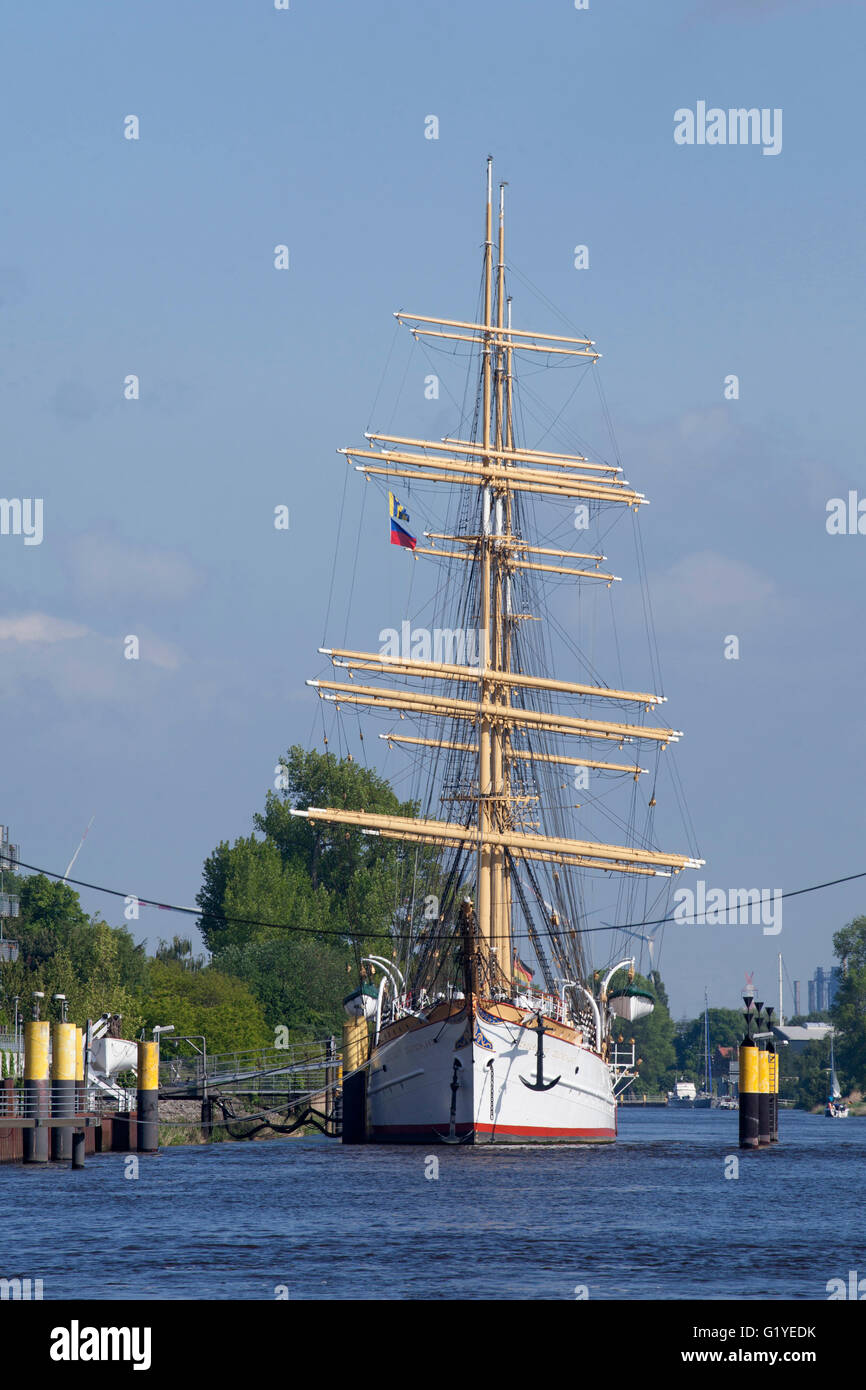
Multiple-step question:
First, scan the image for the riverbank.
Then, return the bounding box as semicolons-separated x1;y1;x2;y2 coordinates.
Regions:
158;1099;317;1146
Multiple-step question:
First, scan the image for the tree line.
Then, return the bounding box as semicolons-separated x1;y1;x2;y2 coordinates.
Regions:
2;745;864;1112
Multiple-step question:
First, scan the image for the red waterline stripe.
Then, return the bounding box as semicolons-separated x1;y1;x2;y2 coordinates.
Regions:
370;1123;616;1139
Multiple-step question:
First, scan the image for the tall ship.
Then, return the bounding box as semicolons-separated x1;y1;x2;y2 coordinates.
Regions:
297;160;703;1143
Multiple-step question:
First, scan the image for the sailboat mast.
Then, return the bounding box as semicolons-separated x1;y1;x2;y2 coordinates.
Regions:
490;178;512;990
476;156;494;973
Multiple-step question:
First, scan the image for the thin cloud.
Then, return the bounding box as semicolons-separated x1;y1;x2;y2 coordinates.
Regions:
65;532;204;605
648;551;779;632
0;613;89;643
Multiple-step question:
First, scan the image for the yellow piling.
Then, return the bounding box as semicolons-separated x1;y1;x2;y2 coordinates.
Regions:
75;1026;84;1114
342;1016;368;1075
341;1017;369;1145
758;1049;771;1146
51;1022;77;1161
738;1040;759;1150
23;1021;50;1163
137;1040;159;1153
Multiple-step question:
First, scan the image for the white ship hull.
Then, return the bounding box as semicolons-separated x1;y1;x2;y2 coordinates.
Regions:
366;1000;616;1143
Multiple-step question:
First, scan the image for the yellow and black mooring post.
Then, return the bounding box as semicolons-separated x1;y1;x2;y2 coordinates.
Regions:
23;995;49;1164
758;1044;771;1146
51;1020;77;1161
753;1000;771;1146
738;992;759;1150
137;1038;159;1153
75;1026;84;1116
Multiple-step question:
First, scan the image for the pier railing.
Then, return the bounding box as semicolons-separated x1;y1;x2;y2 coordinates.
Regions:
157;1040;337;1100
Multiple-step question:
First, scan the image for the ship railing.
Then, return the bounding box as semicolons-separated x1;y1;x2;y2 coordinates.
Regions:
513;990;572;1026
386;992;430;1025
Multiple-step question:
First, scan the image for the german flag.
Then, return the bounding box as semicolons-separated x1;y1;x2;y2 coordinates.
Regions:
513;952;534;985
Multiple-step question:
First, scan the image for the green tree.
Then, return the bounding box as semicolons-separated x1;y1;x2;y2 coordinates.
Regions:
195;748;440;1032
253;747;421;900
674;1008;745;1083
831;915;866;1091
778;1036;834;1110
154;936;207;971
213;836;351;1033
199;836;332;953
216;938;351;1036
0;874;147;1034
140;960;271;1053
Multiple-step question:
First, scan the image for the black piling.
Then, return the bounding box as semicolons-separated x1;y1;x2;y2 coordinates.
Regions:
22;1020;50;1164
71;1128;86;1169
51;1022;76;1162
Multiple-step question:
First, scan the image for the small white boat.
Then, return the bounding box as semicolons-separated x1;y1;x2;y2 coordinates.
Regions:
825;1034;848;1118
667;1079;696;1108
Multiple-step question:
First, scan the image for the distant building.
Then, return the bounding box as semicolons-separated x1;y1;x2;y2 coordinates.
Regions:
807;965;842;1014
773;1022;832;1053
714;1045;739;1097
792;980;801;1016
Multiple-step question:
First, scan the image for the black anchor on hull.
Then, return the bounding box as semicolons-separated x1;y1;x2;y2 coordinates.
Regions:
434;1056;472;1143
520;1011;561;1092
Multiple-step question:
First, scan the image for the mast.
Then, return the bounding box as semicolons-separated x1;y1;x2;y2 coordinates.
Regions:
491;176;512;991
778;952;783;1028
300;158;703;1004
477;155;495;982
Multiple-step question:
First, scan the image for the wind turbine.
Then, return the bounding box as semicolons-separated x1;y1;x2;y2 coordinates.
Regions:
63;814;95;881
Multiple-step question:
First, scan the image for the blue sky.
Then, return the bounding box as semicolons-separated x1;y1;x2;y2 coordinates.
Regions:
1;0;864;1019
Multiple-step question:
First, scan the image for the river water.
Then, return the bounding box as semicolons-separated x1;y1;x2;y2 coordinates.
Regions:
2;1109;864;1300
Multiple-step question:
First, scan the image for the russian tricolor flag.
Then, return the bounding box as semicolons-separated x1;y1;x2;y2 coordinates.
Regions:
389;492;416;549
